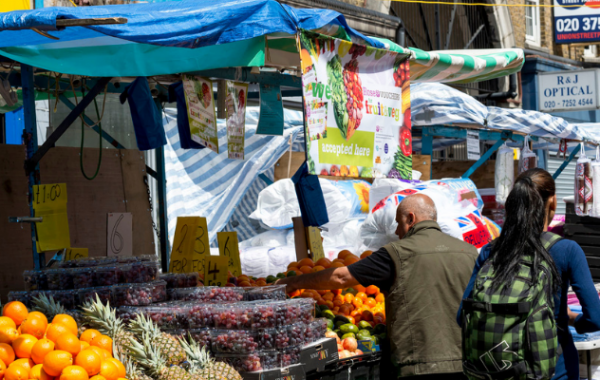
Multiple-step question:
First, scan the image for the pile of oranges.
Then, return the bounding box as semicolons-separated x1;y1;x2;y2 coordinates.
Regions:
0;301;126;380
286;250;386;327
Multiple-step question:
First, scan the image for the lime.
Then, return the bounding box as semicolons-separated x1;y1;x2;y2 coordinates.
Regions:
276;273;286;279
322;310;335;320
287;271;297;277
340;323;359;334
266;275;277;283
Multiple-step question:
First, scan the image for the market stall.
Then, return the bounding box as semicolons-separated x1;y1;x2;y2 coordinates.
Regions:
0;1;529;379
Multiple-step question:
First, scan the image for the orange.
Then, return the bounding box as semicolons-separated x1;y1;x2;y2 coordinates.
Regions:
20;317;47;340
4;364;28;380
338;306;350;316
0;360;5;380
365;285;379;296
50;316;77;337
0;327;19;344
10;359;33;372
2;303;28;327
103;360;124;379
353;284;366;293
297;258;314;268
375;293;385;303
362;310;374;322
29;364;52;380
80;342;89;352
355;292;367;302
44;325;69;344
13;335;38;359
337;250;353;260
298;266;312;275
344;256;359;266
364;298;377;308
344;293;355;304
322;292;334;301
25;314;47;327
330;262;345;268
78;331;99;346
74;351;101;377
352;298;363;308
324;301;334;310
286;262;298;270
0;343;15;366
85;349;108;362
89;376;106;380
360;251;373;259
89;336;111;356
55;335;80;358
59;365;89;380
31;339;54;365
347;316;356;325
0;318;17;331
315;258;332;268
42;351;73;377
311;266;325;273
98;362;118;380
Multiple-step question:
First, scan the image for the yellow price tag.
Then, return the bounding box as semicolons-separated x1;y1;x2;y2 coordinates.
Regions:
204;256;229;286
0;0;29;12
169;217;210;273
306;227;325;261
65;248;88;261
33;183;70;252
217;232;241;277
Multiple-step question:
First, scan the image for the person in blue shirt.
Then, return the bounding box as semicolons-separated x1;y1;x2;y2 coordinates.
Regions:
457;168;600;380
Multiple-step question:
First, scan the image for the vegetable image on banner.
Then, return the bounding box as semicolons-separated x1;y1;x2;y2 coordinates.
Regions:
182;75;219;153
299;32;412;179
226;81;248;160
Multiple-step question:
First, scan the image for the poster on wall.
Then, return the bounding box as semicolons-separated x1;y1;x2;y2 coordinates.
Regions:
182;75;219;153
225;81;248;160
554;0;600;44
299;32;412;179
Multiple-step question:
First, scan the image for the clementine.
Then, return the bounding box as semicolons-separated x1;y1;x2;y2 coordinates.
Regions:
0;343;15;366
50;316;77;336
31;339;54;365
29;364;52;380
2;303;28;327
55;334;80;357
4;364;28;380
42;351;73;377
74;351;101;377
59;365;89;380
12;335;38;359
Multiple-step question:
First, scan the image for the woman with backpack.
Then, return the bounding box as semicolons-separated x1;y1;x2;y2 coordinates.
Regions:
457;168;600;380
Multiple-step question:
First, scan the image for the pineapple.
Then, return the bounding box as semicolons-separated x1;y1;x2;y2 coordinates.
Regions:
124;357;153;380
80;296;136;359
129;313;187;366
31;293;67;320
127;338;206;380
179;334;242;380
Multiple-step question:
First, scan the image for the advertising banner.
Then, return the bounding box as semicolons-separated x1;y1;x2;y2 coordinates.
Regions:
299;32;412;179
554;0;600;44
182;75;219;153
225;81;248;160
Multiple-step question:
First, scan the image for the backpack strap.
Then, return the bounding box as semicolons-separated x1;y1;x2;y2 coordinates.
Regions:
541;231;562;251
462;299;531;314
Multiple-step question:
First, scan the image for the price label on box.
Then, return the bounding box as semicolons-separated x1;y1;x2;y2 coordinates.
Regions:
306;227;325;261
217;231;242;277
204;256;229;286
65;248;88;261
170;217;210;273
33;183;70;252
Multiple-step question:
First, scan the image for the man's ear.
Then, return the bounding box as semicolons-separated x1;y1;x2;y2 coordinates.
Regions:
408;212;416;226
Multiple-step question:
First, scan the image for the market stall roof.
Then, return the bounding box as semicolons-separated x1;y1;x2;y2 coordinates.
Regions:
411;82;594;142
0;0;523;83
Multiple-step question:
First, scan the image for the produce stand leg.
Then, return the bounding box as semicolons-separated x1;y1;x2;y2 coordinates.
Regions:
21;64;43;269
552;143;580;180
421;127;433;179
461;131;510;179
588;350;592;380
155;99;170;272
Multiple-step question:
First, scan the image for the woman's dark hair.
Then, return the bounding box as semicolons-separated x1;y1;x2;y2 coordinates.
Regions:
489;168;561;292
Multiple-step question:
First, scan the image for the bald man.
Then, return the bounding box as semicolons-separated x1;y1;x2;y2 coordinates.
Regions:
276;194;478;379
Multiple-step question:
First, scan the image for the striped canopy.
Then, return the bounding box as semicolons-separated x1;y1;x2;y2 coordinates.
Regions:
0;0;524;83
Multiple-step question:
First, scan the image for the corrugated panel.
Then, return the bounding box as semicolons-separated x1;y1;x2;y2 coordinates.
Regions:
548;155;576;215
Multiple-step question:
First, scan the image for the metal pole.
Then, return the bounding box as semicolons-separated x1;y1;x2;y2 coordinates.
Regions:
154;99;170;272
435;4;441;50
21;64;44;270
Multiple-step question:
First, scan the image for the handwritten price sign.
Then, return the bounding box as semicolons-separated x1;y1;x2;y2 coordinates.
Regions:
169;217;210;273
65;248;88;261
33;183;70;252
306;227;325;261
217;231;241;277
204;256;229;286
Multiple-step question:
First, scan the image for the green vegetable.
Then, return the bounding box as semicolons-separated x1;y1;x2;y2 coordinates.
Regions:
326;55;349;135
340;323;359;334
326;320;334;330
323;310;335;320
266;275;277;284
286;271;297;277
358;321;374;332
342;332;356;339
391;147;413;179
357;330;372;340
276;273;286;279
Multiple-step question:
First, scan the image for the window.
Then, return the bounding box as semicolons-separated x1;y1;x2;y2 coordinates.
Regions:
584;45;598;58
525;0;541;45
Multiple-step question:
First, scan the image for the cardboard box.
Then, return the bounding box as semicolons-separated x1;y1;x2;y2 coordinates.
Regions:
301;338;339;373
242;364;305;380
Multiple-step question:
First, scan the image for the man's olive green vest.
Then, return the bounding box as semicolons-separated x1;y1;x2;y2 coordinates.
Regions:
383;220;478;377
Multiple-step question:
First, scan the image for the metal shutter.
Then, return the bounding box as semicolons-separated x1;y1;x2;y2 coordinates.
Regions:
548;155;576;215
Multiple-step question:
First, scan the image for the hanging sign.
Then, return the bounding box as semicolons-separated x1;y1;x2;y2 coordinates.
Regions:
217;231;242;277
306;227;325;261
204;256;229;286
226;81;248;160
182;75;219;153
107;213;132;257
256;83;284;135
169;217;210;273
65;248;88;261
466;130;480;160
299;32;412;179
33;183;70;252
